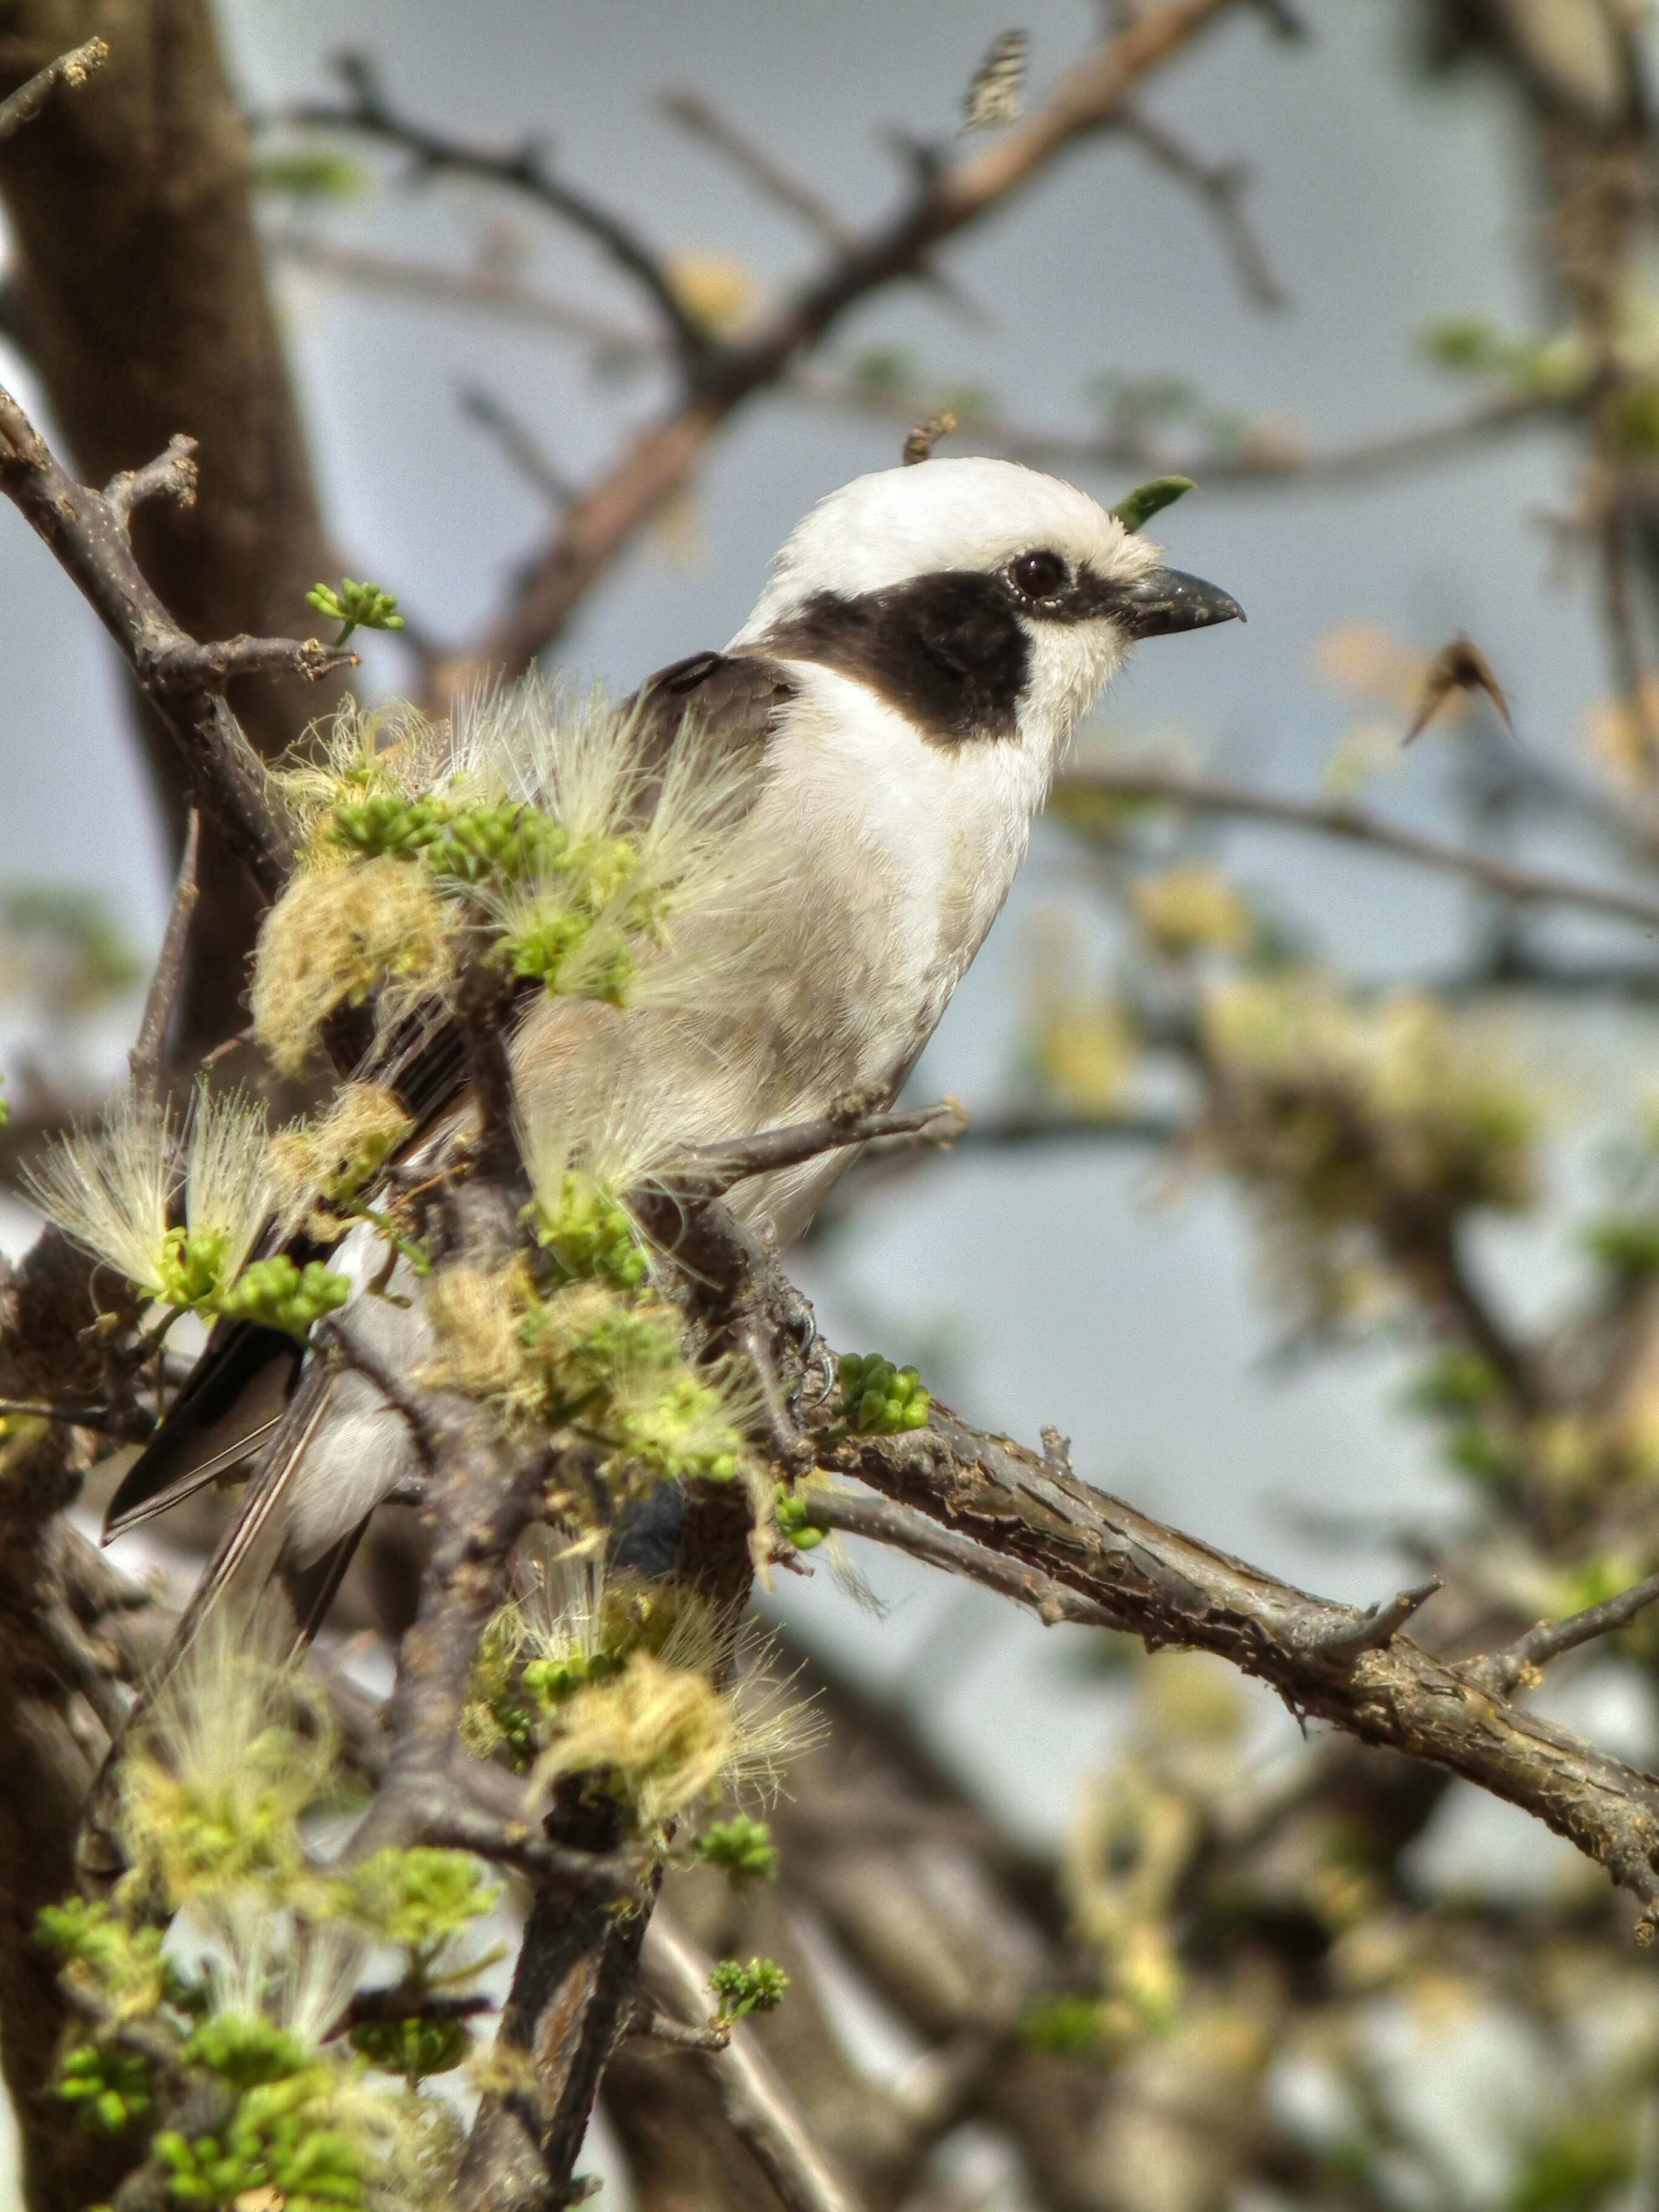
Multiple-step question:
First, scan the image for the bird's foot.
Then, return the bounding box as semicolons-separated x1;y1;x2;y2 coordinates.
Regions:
780;1284;837;1418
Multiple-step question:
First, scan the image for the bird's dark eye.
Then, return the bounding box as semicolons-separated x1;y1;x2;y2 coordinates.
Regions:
1011;549;1068;600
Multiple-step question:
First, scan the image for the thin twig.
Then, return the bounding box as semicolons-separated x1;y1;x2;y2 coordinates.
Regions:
129;810;201;1098
626;2004;731;2054
658;87;857;253
269;232;658;359
658;85;982;323
102;433;198;540
1476;1569;1659;1695
1057;764;1659;935
457;383;575;508
317;1314;442;1472
296;53;711;366
0;36;108;143
0;1397;151;1440
1110;104;1285;308
668;1097;968;1199
640;1915;869;2212
803;1486;1119;1630
419;1802;651;1895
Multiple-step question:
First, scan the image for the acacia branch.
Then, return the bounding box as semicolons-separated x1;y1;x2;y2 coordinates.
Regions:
658;85;982;324
0;384;340;901
817;1407;1659;1924
1058;763;1659;934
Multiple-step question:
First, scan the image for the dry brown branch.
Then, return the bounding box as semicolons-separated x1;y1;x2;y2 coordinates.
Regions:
817;1408;1659;1925
1058;762;1659;934
432;0;1242;702
0;383;338;901
129;808;201;1098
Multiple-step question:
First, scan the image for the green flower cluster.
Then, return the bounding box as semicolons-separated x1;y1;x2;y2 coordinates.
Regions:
217;1255;352;1339
306;576;406;645
838;1352;930;1436
708;1956;789;2023
323;774;659;1005
56;2042;153;2134
527;1172;651;1290
156;1225;231;1309
773;1483;828;1550
335;1846;502;1964
327;793;560;889
689;1815;780;1888
156;2071;372;2210
348;2014;473;2084
38;1656;497;2207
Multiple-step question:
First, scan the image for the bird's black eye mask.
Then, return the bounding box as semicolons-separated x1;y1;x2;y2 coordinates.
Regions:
759;555;1242;747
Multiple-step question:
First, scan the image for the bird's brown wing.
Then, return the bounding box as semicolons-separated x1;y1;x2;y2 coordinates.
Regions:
625;647;799;783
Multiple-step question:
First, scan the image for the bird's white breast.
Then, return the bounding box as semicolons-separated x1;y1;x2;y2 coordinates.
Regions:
754;662;1050;1039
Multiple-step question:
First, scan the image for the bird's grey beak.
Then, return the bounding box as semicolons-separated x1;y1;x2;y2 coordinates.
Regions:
1114;566;1245;638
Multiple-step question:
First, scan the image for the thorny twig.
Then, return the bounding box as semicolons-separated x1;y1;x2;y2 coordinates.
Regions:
818;1403;1659;1925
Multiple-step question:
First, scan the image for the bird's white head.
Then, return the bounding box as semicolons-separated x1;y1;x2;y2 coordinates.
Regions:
728;455;1242;772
